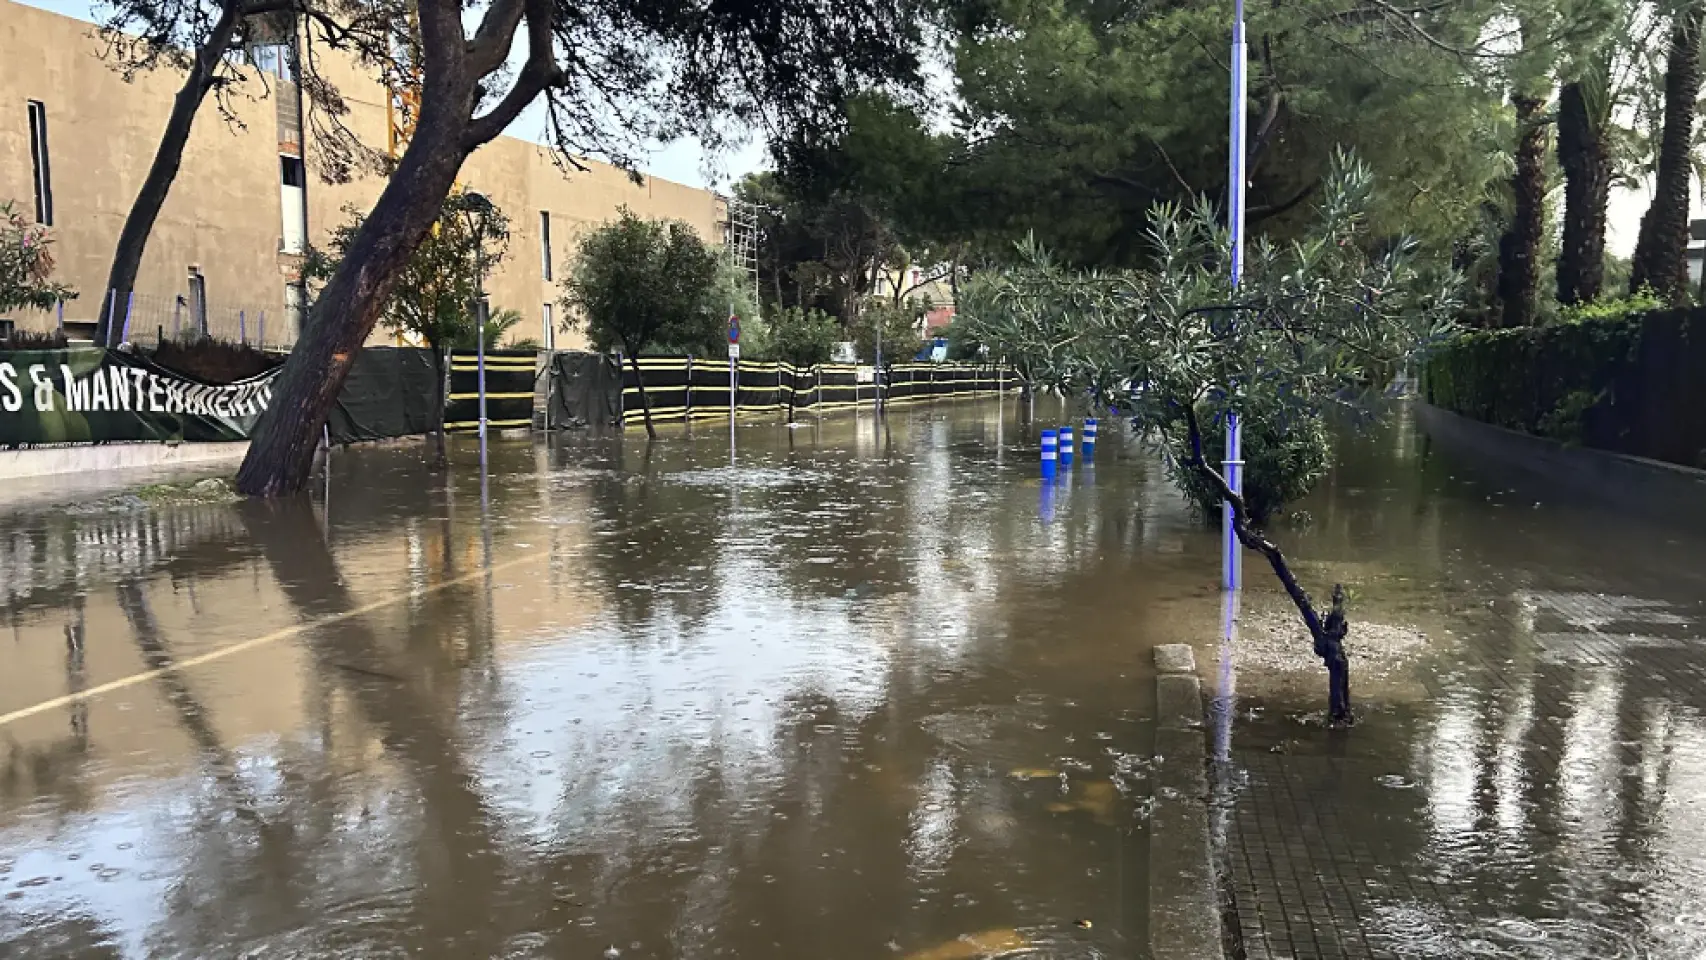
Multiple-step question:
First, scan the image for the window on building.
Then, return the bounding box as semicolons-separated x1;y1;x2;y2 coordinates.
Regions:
187;268;208;337
250;43;296;82
280;155;306;187
542;303;555;351
540;211;553;281
27;101;52;226
280;155;307;253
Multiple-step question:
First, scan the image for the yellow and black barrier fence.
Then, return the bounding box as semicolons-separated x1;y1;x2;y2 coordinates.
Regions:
618;357;1015;428
445;350;538;433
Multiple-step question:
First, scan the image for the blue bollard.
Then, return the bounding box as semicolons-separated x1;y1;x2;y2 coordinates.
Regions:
1082;418;1098;460
1041;429;1058;479
1059;425;1074;466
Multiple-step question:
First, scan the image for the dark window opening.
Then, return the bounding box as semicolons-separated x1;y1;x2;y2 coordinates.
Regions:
540;211;553;281
28;101;52;225
281;155;306;187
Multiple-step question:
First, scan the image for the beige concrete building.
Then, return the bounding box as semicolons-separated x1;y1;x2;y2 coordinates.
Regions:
0;0;726;350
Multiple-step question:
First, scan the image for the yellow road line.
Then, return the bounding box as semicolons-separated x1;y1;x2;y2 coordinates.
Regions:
0;546;554;730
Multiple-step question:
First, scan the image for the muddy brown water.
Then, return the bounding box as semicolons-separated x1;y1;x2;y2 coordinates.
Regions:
0;403;1195;959
4;400;1706;959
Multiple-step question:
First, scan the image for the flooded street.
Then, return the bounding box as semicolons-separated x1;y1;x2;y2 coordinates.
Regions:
0;403;1195;959
3;399;1706;959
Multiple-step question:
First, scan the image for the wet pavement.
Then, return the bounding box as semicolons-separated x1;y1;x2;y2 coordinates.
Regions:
4;399;1706;959
0;402;1201;959
1218;412;1706;959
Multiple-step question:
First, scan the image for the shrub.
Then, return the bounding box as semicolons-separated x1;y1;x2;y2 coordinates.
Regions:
1165;406;1331;525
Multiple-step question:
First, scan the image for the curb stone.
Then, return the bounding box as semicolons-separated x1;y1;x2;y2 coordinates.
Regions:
1149;644;1223;960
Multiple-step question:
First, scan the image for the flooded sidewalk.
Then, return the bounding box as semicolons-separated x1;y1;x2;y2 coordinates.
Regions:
0;403;1200;959
1217;414;1706;959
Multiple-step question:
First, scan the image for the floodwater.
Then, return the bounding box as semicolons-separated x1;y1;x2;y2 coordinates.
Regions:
1215;409;1706;960
6;399;1706;960
0;403;1204;959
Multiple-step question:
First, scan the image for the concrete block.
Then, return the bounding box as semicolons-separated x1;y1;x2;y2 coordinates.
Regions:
1154;643;1197;674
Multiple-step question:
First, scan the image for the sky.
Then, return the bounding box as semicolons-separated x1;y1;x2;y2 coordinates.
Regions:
14;0;770;192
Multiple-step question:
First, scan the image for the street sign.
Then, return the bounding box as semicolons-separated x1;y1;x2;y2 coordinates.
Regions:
727;314;741;344
728;342;741;359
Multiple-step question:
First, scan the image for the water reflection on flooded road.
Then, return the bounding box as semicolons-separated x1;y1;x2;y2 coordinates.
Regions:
0;403;1197;959
9;400;1706;959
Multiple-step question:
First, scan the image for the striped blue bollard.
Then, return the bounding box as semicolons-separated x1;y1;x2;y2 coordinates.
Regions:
1082;418;1098;460
1040;429;1058;480
1059;425;1074;466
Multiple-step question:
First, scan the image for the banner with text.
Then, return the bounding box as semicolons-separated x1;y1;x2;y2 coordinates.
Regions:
0;348;279;450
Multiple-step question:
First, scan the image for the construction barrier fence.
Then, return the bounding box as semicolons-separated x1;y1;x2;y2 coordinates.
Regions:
445;350;538;433
617;359;1015;428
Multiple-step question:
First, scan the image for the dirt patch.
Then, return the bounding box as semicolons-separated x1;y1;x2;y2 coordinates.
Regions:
148;339;282;384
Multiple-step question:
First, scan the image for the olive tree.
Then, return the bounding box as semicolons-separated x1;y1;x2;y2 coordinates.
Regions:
959;153;1460;726
561;210;720;439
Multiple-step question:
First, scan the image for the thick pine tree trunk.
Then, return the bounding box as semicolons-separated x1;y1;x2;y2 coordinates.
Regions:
236;100;472;496
1557;79;1611;306
1631;4;1705;302
1498;92;1547;328
96;1;244;345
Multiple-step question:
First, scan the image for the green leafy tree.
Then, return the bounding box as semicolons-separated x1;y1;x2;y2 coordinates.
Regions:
562;210;721;438
1;200;75;315
947;0;1512;266
764;306;839;418
311;190;511;463
851;299;922;363
959;153;1461;726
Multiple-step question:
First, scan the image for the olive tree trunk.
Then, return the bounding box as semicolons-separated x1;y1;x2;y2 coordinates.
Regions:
1183;407;1352;726
626;348;657;439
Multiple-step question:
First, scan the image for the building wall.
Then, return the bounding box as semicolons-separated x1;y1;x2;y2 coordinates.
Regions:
0;0;725;350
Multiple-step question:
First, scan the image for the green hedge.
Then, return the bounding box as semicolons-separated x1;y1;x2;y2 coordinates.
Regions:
1425;308;1706;467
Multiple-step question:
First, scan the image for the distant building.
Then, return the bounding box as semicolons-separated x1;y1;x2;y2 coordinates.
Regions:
0;0;725;348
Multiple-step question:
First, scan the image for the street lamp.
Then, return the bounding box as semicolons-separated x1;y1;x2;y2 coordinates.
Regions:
461;191;495;463
1223;0;1248;592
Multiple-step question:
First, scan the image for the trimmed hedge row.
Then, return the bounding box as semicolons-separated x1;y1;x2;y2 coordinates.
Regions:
1425;308;1706;468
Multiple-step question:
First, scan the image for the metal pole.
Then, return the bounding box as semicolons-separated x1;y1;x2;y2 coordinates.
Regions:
477;296;489;454
729;304;737;437
875;316;883;415
120;292;135;346
1223;0;1248;592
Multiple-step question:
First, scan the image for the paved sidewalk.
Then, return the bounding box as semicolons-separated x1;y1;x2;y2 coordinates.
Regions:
1217;429;1706;960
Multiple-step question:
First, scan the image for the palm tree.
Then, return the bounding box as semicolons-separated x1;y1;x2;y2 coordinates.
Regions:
1630;2;1705;303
